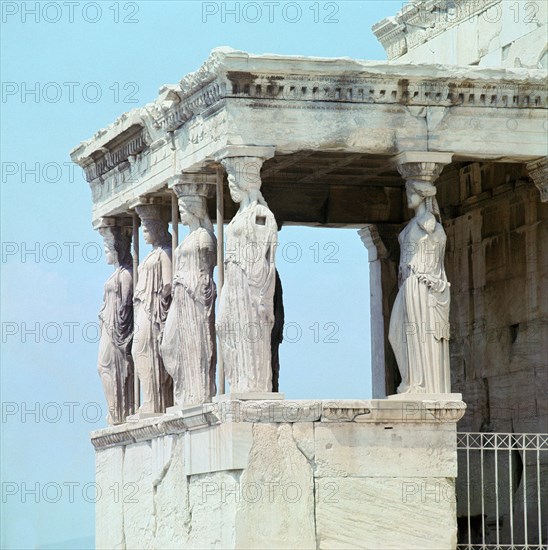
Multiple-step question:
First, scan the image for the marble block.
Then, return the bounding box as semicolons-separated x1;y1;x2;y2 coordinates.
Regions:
92;399;465;549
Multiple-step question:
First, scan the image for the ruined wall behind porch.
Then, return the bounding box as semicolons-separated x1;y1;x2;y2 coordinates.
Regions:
436;162;547;434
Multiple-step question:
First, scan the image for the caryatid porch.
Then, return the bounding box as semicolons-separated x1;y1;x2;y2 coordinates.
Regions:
72;47;547;397
71;48;546;549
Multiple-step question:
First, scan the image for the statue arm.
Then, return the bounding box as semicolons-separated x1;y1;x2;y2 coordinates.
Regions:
418;212;436;235
247;207;278;292
195;232;216;306
407;225;450;292
120;269;133;307
152;251;172;336
160;250;172;321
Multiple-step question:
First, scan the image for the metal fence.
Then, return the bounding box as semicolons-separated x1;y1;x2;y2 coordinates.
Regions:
457;433;548;549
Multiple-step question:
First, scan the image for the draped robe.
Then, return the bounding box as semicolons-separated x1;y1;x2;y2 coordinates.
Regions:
218;202;278;393
97;266;134;424
132;246;173;412
161;228;217;406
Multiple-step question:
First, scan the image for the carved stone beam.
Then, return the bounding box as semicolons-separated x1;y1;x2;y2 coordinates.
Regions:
526;157;548;202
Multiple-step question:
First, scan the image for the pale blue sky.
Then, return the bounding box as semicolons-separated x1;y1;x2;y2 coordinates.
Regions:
1;1;398;547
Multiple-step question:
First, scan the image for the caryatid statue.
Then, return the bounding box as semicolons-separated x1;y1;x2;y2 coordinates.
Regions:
218;157;279;393
388;178;451;394
161;179;217;407
132;204;174;414
97;219;134;425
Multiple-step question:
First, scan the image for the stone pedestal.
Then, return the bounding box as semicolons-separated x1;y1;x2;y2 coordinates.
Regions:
91;398;465;550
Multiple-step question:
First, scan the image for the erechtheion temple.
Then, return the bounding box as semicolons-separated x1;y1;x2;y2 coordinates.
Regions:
71;1;547;547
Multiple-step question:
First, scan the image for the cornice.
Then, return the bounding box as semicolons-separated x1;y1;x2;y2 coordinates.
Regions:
90;398;466;450
71;47;547;190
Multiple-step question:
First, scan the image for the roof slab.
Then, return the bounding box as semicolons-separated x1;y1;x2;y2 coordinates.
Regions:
70;47;547;226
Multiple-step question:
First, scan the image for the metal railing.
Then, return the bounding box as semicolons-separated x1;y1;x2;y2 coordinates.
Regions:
457;432;548;549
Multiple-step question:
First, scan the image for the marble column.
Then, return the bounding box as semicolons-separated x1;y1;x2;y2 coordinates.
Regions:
216;148;283;395
131;202;174;415
359;224;400;398
389;152;454;395
95;217;134;425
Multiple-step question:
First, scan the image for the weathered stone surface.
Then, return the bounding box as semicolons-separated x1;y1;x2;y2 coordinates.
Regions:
188;471;240;549
122;442;154;549
439;174;547;432
316;477;457;549
71;47;547;228
92;401;462;549
235;423;316;549
185;422;253;475
292;421;315;462
374;0;547;69
153;435;192;549
315;422;457;478
95;446;125;550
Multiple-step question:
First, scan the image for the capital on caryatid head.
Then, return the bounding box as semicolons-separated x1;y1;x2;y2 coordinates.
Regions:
221;156;265;192
526;157;548;202
215;146;275;187
168;172;217;198
394;152;453;184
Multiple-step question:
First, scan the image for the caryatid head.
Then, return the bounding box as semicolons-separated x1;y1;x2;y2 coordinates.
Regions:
405;179;441;220
135;204;171;247
98;219;132;267
222;157;266;206
171;181;215;227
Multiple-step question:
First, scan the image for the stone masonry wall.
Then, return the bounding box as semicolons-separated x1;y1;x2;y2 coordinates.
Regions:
437;163;547;434
93;399;464;549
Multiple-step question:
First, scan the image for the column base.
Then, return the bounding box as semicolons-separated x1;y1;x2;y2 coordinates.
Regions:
213;392;285;402
126;411;163;423
388;392;463;401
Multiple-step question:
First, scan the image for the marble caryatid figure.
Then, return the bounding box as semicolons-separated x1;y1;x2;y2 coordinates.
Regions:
388;180;451;394
161;181;217;407
218;157;279;393
132;204;174;414
97;221;134;425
